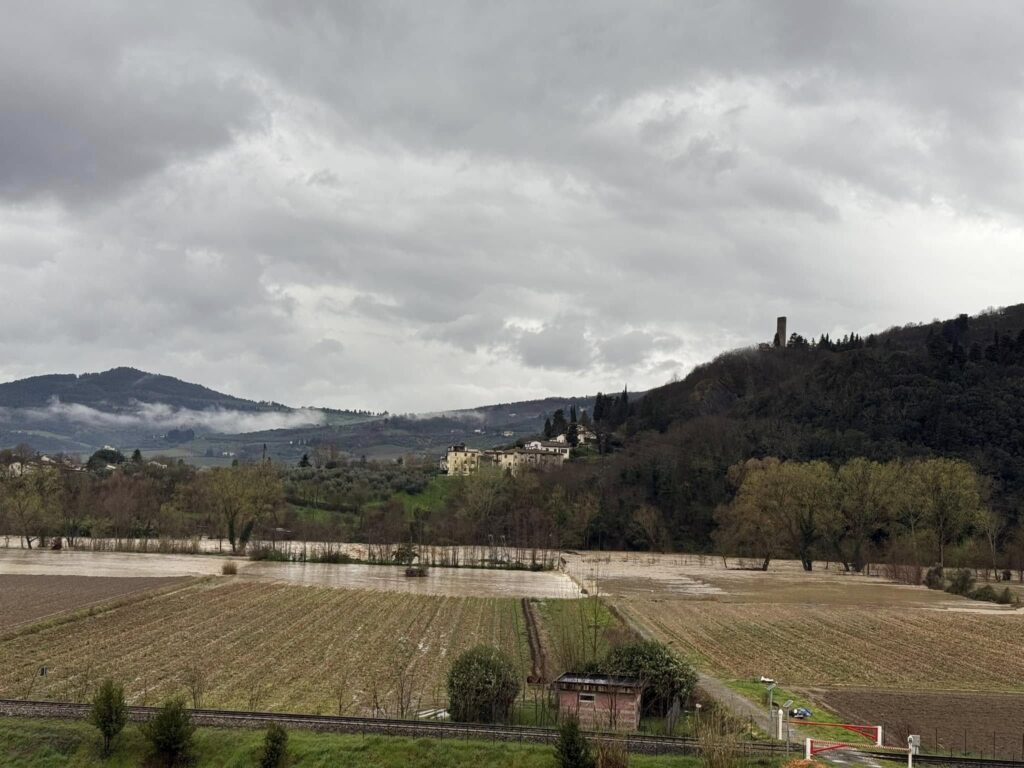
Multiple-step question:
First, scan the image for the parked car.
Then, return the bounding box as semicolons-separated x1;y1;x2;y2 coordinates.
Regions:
789;707;813;719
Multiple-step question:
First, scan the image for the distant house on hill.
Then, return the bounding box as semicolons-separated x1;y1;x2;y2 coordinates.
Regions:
521;439;571;458
444;443;568;477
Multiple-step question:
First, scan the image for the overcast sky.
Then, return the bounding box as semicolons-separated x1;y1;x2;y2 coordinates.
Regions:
2;1;1024;413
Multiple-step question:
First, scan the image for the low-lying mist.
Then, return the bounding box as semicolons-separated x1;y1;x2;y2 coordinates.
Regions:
0;398;326;434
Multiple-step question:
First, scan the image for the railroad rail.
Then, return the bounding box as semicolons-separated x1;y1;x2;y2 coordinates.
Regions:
1;699;1020;766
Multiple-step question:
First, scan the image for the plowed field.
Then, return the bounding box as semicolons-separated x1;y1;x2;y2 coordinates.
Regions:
815;688;1024;757
0;574;189;631
0;581;530;714
622;600;1024;691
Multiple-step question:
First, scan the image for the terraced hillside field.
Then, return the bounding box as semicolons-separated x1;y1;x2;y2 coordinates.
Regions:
622;600;1024;691
0;581;530;715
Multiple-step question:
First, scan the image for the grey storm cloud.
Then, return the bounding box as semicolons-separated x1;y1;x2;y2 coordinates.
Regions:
516;317;593;372
2;1;1024;412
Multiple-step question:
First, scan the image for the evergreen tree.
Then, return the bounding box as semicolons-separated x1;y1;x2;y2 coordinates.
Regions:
543;417;553;439
551;409;568;438
612;387;629;426
567;422;579;447
131;449;143;464
142;698;194;766
555;717;594;768
89;679;128;756
259;723;289;768
298;453;311;468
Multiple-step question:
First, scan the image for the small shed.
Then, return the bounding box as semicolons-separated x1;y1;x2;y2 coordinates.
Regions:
551;673;642;731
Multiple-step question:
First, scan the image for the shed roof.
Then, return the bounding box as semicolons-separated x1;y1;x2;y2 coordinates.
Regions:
552;673;642;690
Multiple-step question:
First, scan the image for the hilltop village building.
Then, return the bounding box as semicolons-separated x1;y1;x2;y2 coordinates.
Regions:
443;440;569;476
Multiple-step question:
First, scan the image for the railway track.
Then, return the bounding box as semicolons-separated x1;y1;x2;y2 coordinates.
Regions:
0;698;733;756
1;699;1019;765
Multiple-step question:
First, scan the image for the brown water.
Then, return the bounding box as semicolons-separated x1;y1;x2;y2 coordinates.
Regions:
0;549;580;599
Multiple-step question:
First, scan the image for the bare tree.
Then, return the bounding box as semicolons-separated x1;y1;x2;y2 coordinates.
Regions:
393;670;415;719
333;677;348;716
247;677;267;712
0;466;60;549
695;707;744;768
183;664;207;709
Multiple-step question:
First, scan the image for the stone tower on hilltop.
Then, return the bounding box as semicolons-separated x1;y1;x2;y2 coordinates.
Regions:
776;316;787;347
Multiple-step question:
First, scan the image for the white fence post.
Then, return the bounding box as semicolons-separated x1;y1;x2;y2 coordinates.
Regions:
805;739;812;760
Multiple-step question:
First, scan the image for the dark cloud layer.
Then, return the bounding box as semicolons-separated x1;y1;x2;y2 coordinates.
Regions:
2;1;1023;411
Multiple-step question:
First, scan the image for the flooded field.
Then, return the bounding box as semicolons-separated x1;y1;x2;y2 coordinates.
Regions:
0;549;579;599
0;549;231;578
1;537;560;568
242;560;579;598
563;550;1001;609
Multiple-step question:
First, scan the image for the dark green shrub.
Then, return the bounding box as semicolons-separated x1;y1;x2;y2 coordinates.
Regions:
446;645;520;723
923;565;945;590
945;568;975;596
89;679;127;756
602;641;697;717
555;716;594;768
969;585;1018;605
259;723;289;768
142;698;194;766
971;585;998;602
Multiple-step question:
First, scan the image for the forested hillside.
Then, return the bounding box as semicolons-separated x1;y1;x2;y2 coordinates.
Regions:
0;367;266;411
573;305;1024;552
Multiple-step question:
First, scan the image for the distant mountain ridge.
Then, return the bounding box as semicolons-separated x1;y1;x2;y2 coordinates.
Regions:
0;366;602;462
0;367;268;412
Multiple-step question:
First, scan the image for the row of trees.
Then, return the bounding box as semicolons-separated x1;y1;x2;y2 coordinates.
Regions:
90;679;287;765
0;459;285;554
543;405;593;446
714;456;988;571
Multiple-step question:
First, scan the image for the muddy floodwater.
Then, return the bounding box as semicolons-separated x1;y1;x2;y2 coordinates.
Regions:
0;549;580;599
241;560;579;597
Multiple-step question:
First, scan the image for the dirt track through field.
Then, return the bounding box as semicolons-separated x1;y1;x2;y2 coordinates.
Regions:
521;599;548;682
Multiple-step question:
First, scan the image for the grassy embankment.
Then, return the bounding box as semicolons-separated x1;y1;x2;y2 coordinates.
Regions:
0;718;725;768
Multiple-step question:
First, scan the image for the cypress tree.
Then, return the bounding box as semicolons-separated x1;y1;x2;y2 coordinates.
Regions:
555;717;594;768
